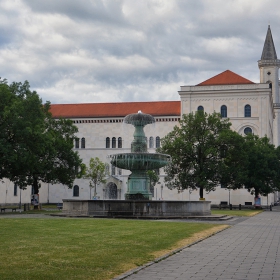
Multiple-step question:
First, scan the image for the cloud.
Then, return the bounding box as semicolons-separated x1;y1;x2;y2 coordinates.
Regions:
0;0;279;104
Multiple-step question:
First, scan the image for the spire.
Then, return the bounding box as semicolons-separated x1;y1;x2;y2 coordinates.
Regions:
261;25;278;60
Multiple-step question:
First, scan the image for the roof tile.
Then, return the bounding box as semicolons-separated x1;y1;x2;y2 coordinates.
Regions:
197;70;254;86
49;101;181;118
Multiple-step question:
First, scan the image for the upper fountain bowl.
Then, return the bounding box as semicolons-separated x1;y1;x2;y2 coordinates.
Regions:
124;111;155;127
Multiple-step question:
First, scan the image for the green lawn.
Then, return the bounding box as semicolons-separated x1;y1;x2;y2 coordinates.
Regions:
211;209;263;216
0;218;225;280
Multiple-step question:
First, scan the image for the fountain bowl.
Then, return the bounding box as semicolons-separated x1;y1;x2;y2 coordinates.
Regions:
109;153;171;170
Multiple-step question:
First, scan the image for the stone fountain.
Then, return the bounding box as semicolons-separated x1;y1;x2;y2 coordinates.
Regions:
109;111;170;200
62;111;211;217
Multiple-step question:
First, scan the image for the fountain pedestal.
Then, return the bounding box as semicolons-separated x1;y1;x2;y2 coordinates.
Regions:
125;171;151;200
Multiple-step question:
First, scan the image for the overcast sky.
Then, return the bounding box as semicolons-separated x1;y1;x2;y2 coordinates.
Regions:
1;0;279;104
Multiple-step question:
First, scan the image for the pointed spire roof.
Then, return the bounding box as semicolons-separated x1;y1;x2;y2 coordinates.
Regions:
261;25;278;60
196;70;254;86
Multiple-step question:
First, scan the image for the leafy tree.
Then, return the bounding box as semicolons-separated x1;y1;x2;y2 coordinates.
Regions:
242;134;280;198
0;79;83;205
219;130;248;190
83;157;109;199
147;170;160;196
158;111;243;199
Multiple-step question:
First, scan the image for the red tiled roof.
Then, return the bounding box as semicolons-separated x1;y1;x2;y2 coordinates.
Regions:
49;101;181;118
197;70;254;86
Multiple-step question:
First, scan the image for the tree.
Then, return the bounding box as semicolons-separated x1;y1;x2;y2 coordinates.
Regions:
219;130;248;190
83;157;108;199
158;111;243;199
147;170;159;197
0;79;83;205
242;134;280;199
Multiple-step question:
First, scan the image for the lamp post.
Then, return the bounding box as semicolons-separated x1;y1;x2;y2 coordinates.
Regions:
161;185;163;200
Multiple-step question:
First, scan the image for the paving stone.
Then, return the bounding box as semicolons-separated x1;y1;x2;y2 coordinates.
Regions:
121;211;280;280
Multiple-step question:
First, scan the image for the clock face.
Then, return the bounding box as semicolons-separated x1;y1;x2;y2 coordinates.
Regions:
267;71;271;75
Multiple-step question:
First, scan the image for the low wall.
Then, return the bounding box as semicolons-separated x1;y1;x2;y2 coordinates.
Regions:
62;199;211;217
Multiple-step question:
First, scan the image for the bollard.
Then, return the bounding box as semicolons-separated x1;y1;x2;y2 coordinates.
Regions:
239;204;241;210
230;204;232;210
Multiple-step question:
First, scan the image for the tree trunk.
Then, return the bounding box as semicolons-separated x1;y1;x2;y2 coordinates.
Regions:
32;177;39;209
255;187;260;198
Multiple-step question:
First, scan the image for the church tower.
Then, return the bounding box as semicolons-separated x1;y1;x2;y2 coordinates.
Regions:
258;25;280;145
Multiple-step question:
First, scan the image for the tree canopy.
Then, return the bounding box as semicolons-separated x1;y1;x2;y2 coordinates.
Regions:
242;134;280;198
0;78;83;195
159;111;247;199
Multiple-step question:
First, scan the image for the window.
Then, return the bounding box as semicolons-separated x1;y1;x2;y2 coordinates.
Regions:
220;105;227;118
106;137;110;148
75;138;79;148
73;185;79;197
156;136;160;148
221;182;227;188
244;127;252;135
197;106;204;111
118;168;122;175
244;105;251;117
112;137;116;148
149;137;154;148
111;165;116;176
81;137;85;148
118;137;122;148
14;184;18;196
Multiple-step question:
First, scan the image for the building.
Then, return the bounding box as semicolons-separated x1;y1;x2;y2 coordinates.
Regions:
1;26;279;206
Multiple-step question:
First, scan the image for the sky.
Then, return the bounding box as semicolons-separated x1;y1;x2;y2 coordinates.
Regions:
1;0;280;104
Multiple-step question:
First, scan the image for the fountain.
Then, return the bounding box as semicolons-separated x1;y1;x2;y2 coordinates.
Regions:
62;111;211;217
109;111;170;200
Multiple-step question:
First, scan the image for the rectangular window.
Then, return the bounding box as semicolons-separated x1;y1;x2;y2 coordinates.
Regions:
14;184;18;196
75;138;79;148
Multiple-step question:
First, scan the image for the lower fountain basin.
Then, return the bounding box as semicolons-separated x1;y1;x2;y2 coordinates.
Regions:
109;153;171;170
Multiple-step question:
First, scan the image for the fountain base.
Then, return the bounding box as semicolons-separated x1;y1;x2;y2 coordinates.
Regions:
62;200;211;218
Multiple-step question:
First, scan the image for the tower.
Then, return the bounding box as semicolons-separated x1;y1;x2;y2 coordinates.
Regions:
258;25;280;146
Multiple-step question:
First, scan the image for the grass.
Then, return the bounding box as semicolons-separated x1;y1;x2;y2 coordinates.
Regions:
0;218;226;280
211;209;263;216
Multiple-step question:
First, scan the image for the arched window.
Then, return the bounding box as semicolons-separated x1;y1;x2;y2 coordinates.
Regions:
244;105;251;117
81;138;85;149
267;81;272;89
244;127;252;135
75;138;79;149
156;136;160;148
149;137;154;148
112;137;116;148
118;137;122;148
106;137;110;148
73;185;79;197
220;105;227;118
197;106;204;111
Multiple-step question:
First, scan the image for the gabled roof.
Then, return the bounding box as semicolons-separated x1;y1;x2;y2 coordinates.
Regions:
196;70;254;86
49;101;181;119
261;25;278;60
